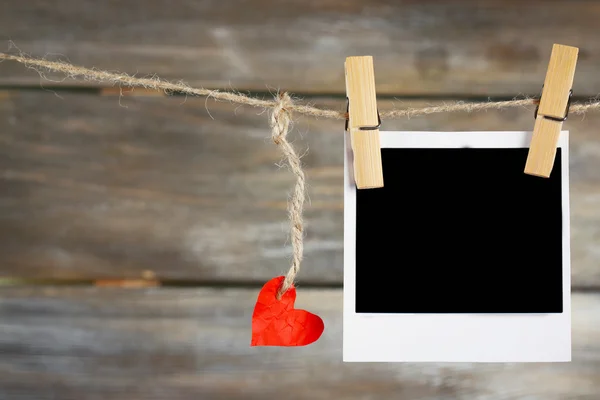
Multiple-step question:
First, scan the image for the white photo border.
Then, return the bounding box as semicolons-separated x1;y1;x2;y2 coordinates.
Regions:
343;131;571;362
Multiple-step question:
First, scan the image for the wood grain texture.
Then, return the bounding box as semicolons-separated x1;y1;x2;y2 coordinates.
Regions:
2;1;600;95
1;91;600;287
538;44;578;118
345;56;383;188
0;287;598;400
525;44;578;177
524;116;562;177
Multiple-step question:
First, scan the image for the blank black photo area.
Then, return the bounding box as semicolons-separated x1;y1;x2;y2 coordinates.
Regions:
355;148;563;314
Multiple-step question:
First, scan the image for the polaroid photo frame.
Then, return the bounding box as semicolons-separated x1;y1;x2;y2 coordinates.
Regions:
343;131;571;362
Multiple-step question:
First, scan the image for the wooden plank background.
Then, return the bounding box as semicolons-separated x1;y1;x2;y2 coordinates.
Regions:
1;0;600;96
0;1;599;399
0;92;600;287
1;288;600;400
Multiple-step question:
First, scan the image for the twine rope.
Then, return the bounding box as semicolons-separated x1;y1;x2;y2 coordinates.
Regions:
4;53;600;119
3;51;600;295
270;93;304;298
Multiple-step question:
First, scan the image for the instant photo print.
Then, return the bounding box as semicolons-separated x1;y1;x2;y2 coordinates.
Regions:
343;131;571;362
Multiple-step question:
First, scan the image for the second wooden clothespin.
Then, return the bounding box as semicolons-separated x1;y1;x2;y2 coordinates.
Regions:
345;56;383;189
524;44;578;177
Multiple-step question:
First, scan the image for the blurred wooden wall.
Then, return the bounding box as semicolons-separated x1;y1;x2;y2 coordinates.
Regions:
0;1;599;399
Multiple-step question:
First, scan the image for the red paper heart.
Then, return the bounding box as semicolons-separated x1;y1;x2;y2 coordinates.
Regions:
251;276;324;346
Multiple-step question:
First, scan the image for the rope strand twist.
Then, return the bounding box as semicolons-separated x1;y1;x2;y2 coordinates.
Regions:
270;92;305;299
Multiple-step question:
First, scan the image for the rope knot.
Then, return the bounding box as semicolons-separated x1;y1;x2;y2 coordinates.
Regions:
271;92;293;145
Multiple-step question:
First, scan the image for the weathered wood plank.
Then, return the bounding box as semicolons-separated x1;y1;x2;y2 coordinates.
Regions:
2;1;600;95
0;91;599;287
0;288;598;400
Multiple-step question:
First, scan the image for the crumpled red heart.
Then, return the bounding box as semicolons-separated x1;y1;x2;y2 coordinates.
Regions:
251;276;324;346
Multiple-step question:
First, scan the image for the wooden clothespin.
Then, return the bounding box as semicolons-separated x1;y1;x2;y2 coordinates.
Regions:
345;56;383;189
524;44;578;177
